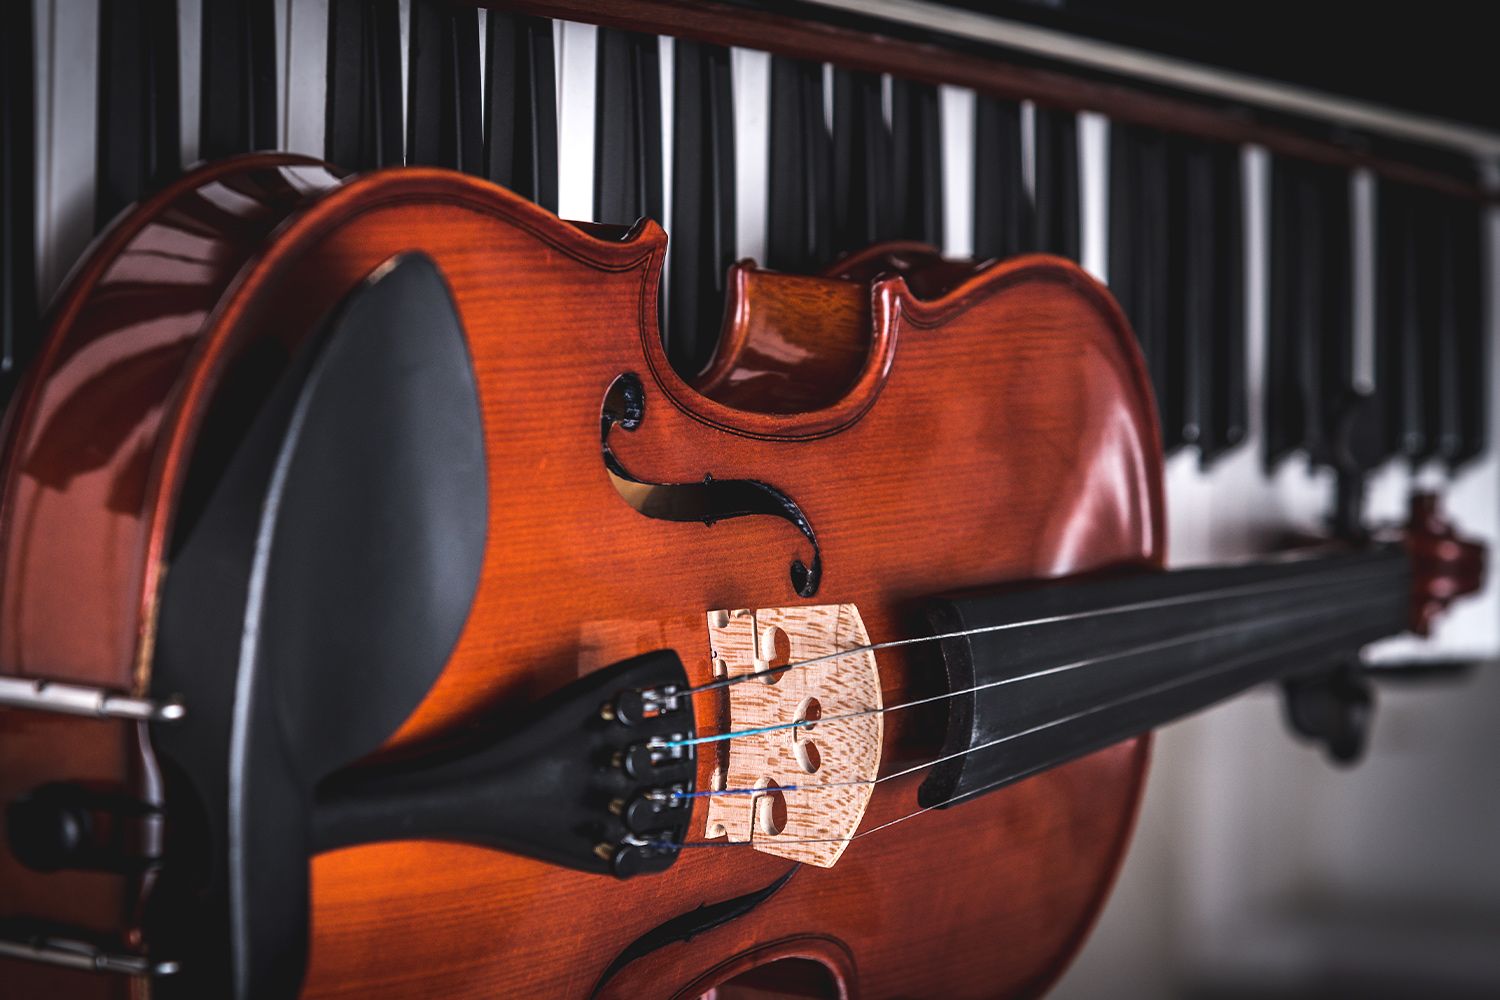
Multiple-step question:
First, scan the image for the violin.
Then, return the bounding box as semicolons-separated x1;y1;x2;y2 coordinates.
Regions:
0;154;1483;999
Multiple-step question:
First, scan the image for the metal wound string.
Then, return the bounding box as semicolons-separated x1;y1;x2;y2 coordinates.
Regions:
669;590;1387;798
679;554;1389;698
665;593;1373;754
658;598;1387;845
665;577;1394;762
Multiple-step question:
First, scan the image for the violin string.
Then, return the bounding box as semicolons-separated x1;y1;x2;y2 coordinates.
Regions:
656;610;1387;849
681;554;1391;698
663;579;1396;757
670;591;1390;804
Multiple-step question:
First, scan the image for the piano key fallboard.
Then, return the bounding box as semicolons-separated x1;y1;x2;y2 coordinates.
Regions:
5;0;1497;657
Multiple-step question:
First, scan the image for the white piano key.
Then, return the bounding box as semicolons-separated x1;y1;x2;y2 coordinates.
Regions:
938;84;973;259
476;8;486;97
730;46;768;266
30;0;48;300
657;33;673;311
283;0;328;157
39;0;97;304
659;34;674;240
1078;111;1107;282
178;0;201;167
398;0;410;136
1243;145;1269;447
551;18;563;115
272;0;286;147
1350;167;1375;393
1020;99;1035;200
555;20;595;222
820;62;832;133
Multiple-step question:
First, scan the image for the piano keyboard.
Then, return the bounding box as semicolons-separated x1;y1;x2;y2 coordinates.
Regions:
7;0;1497;656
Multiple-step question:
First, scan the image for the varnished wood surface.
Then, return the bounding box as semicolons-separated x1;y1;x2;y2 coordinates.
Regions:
0;158;1163;998
692;264;870;413
0;157;343;999
0;154;344;693
692;246;987;415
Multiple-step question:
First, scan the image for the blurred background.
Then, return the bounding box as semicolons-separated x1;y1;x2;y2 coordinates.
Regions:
1056;118;1500;1000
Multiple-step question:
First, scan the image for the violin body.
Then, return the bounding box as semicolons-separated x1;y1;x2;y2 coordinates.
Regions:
0;156;1164;998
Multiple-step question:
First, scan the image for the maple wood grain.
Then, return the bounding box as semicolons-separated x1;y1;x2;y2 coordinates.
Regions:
0;157;1163;998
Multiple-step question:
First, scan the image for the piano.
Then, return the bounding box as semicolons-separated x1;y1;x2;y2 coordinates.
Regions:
4;1;1498;995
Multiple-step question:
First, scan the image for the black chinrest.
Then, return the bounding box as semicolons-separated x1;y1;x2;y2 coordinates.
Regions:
148;254;488;1000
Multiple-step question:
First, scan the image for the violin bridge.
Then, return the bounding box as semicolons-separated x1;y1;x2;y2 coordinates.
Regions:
702;604;882;868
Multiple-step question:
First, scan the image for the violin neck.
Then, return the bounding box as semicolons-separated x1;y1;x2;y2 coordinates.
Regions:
917;545;1411;809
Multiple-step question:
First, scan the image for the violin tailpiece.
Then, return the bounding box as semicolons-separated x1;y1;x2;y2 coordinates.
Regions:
703;604;882;868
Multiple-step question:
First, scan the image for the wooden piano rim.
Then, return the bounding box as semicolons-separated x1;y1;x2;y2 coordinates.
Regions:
479;0;1494;203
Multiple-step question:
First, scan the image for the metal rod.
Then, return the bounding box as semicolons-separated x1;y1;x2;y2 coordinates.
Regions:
0;933;180;976
803;0;1500;160
0;676;184;722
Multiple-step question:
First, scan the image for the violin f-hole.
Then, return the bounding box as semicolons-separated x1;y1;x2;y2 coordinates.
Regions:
599;373;823;597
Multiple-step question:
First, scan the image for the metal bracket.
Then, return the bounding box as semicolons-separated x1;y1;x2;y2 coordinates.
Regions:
0;925;179;976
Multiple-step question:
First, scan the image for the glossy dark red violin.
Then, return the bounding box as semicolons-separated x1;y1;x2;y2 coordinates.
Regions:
0;155;1483;999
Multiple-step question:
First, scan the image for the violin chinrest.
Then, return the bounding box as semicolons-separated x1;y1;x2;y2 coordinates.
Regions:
149;253;487;999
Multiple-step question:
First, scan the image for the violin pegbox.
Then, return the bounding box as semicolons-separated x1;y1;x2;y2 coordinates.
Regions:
703;604;882;867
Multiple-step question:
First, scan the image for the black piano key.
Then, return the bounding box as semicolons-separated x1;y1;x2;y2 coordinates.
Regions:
1375;180;1432;462
1291;164;1331;462
1110;124;1171;444
1163;136;1249;462
1373;181;1405;458
830;68;891;255
1140;135;1173;444
1032;106;1079;259
973;95;1027;260
1409;190;1446;465
1315;164;1354;462
1266;159;1352;469
199;0;277;159
1142;133;1172;445
1205;142;1247;461
1159;137;1191;451
889;77;943;246
326;0;402;171
766;56;832;272
666;40;735;377
2;0;38;405
96;0;182;229
1445;197;1487;469
483;13;558;211
1177;141;1212;453
1106;121;1137;344
1432;198;1464;465
1264;157;1302;467
407;0;482;172
594;29;663;226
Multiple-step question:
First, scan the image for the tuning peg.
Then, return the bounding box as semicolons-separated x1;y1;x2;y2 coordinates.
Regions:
1402;492;1486;636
